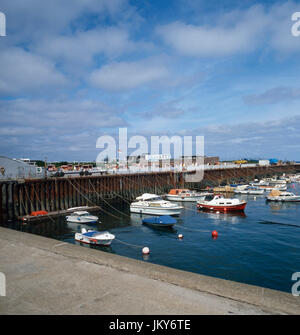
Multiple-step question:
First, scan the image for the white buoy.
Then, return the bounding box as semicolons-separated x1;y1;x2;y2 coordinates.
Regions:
142;247;150;255
254;197;256;200
216;211;220;214
178;234;183;239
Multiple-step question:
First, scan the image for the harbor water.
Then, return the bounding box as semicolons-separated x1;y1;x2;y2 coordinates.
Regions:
2;183;300;293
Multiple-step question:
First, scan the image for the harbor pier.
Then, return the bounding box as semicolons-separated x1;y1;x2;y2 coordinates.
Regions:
0;226;299;315
0;164;300;221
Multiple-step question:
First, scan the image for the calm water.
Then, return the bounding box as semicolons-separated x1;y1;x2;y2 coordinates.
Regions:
3;184;300;293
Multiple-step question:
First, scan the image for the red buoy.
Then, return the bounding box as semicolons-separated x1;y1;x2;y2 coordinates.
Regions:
212;230;218;239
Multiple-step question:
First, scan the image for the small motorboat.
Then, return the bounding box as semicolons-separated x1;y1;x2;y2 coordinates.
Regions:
258;184;287;192
266;190;300;202
66;211;99;223
234;185;264;195
142;215;176;228
75;228;115;246
234;185;250;194
197;194;247;212
130;193;183;216
165;189;211;202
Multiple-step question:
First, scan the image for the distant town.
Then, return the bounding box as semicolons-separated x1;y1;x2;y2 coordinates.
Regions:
0;154;296;181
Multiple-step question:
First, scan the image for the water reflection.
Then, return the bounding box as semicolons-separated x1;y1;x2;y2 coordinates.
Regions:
74;240;115;253
197;210;246;224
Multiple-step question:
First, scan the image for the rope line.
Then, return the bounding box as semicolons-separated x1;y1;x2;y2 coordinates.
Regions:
114;237;145;249
174;225;211;233
88;180;131;218
67;179;122;220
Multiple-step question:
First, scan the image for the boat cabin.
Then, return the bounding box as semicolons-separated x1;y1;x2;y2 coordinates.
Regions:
168;189;190;195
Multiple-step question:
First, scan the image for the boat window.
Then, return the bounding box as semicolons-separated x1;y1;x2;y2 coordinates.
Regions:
146;197;162;201
204;195;214;201
219;202;224;204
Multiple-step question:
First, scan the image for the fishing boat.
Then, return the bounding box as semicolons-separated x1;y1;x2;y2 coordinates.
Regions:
165;189;210;202
234;185;250;194
266;190;300;202
234;185;264;195
197;194;247;212
75;228;115;246
258;184;287;192
130;193;183;216
142;215;176;228
66;211;99;223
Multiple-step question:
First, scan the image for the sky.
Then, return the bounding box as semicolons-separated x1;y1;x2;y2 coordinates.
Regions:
1;0;300;162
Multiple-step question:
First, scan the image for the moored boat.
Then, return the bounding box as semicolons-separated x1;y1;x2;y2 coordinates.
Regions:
66;211;99;223
258;184;287;192
165;188;211;202
266;190;300;202
142;215;176;228
197;194;247;212
130;193;183;216
235;185;264;195
75;228;115;246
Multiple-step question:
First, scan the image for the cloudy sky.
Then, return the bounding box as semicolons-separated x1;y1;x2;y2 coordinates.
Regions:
1;0;300;161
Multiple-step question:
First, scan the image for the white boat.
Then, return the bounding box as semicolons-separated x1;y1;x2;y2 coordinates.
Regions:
234;185;264;195
266;191;300;202
165;188;211;202
267;178;287;186
258;184;287;192
197;194;247;212
234;185;250;194
66;211;99;223
75;228;115;246
251;180;269;187
247;187;264;195
130;193;183;216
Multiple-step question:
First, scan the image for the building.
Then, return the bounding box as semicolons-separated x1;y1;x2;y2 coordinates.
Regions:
0;156;45;180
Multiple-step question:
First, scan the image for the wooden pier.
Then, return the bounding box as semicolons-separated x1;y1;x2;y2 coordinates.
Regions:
0;164;299;221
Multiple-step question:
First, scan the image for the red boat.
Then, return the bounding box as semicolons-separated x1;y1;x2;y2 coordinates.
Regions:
197;194;247;212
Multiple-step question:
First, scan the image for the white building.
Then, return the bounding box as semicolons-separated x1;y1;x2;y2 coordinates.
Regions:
0;156;44;180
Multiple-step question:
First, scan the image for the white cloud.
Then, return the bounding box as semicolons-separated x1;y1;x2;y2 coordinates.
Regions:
0;47;68;95
1;0;131;43
156;5;268;57
90;59;169;91
34;27;143;70
156;2;300;57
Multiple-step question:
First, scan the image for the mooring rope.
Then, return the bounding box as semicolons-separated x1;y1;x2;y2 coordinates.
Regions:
67;179;122;221
114;237;145;249
88;180;131;218
174;224;211;233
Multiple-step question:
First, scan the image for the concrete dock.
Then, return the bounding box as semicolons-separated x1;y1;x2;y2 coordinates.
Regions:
0;227;299;315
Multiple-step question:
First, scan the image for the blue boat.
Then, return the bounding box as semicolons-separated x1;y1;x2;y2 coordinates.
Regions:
142;215;176;227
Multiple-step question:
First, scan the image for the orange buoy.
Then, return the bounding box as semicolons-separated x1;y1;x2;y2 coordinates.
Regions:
212;230;218;239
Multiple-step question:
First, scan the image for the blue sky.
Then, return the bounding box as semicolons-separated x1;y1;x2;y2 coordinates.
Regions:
1;0;300;161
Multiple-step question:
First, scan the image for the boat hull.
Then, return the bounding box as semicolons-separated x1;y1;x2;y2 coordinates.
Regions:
66;217;97;223
130;206;182;216
266;197;300;202
165;195;206;202
197;202;247;212
75;233;114;246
